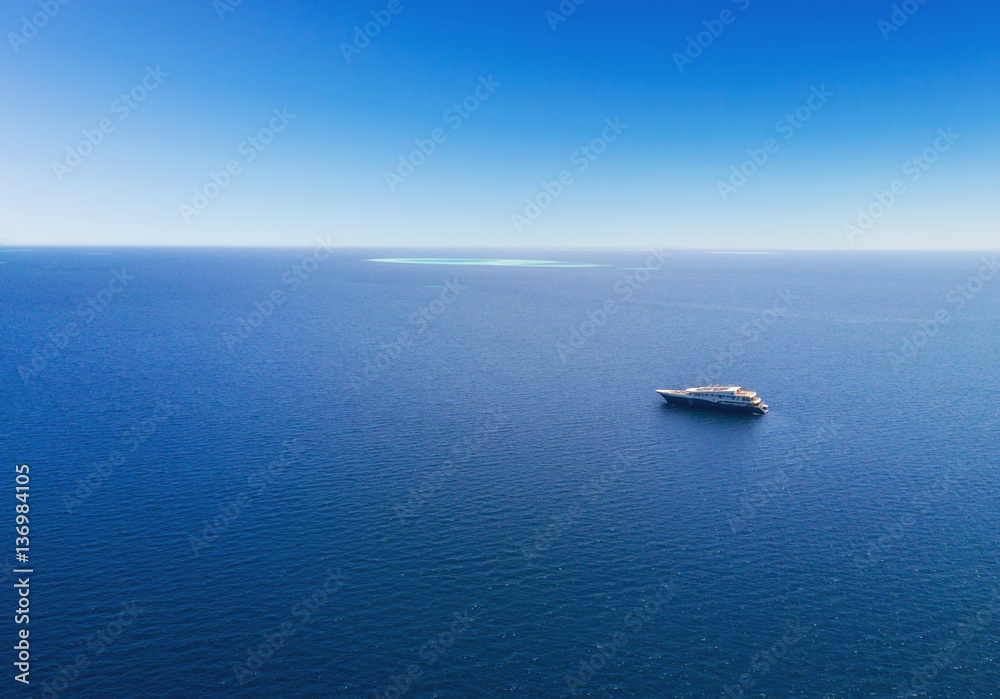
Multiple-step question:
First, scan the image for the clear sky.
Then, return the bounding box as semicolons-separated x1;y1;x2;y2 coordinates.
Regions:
1;0;997;249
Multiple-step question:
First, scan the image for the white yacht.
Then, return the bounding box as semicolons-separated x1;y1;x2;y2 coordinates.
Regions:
656;386;768;415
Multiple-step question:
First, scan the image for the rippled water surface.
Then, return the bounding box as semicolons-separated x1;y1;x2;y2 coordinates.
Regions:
2;248;998;697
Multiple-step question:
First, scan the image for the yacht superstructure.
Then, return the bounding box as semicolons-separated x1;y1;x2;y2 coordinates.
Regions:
656;386;768;415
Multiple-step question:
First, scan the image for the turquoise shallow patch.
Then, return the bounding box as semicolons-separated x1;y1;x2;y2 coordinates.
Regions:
706;251;783;255
367;258;602;268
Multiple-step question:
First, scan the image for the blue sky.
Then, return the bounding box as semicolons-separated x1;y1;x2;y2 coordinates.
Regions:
1;0;997;249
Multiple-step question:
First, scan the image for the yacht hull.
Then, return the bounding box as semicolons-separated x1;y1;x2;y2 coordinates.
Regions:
657;391;767;415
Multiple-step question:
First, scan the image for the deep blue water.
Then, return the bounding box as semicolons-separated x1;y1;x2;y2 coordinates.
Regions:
2;248;999;698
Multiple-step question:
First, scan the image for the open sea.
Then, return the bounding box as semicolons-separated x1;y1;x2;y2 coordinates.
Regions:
2;247;999;698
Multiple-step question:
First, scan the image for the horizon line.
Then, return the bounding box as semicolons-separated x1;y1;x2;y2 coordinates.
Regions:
1;245;998;253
